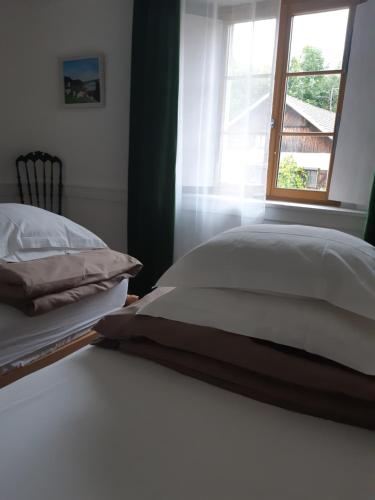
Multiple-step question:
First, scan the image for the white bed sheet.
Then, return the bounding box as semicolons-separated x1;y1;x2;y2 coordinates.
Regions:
0;346;374;500
0;279;128;369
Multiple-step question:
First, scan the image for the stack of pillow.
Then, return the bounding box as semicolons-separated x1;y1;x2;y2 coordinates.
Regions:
93;224;375;427
139;224;375;378
0;204;141;315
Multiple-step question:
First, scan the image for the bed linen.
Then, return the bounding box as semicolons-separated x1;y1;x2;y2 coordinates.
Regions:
0;279;128;372
0;249;142;315
139;287;375;375
2;248;81;263
95;291;375;429
96;316;375;429
0;345;374;500
0;203;107;259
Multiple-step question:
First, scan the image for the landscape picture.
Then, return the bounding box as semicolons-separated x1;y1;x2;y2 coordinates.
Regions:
62;56;104;106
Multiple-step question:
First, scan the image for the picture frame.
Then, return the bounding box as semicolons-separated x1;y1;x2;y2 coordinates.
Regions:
60;55;105;108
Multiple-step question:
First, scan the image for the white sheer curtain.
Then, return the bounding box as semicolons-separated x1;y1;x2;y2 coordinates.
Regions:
174;0;280;259
330;0;375;208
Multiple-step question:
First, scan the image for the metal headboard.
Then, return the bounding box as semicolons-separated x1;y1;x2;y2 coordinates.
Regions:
15;151;63;215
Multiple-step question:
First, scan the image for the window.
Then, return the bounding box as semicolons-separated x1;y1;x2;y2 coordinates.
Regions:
219;16;278;193
267;0;361;204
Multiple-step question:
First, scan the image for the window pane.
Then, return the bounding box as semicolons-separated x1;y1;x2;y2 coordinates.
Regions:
283;75;340;133
225;76;271;123
253;19;277;74
276;136;332;191
228;19;277;77
220;16;278;189
288;9;349;72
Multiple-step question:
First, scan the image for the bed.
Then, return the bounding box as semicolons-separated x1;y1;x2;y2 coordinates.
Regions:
1;212;374;497
95;225;375;430
0;279;128;386
0;203;141;386
0;344;374;500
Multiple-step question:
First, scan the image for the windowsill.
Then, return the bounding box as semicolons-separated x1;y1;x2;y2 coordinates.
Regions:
265;199;367;217
179;191;367;218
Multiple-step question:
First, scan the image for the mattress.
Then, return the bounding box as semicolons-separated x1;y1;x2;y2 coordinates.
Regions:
0;346;374;500
0;279;128;370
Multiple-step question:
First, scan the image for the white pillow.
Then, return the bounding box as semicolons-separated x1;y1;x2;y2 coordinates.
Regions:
0;203;107;260
1;249;82;263
158;225;375;321
139;287;375;375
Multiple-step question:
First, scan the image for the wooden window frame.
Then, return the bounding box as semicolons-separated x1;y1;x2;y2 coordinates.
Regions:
266;0;364;205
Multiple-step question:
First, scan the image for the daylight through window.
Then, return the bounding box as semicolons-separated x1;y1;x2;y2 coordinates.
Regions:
267;0;358;204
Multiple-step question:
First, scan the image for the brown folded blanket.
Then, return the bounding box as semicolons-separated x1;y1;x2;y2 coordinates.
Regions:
96;311;375;430
0;249;142;315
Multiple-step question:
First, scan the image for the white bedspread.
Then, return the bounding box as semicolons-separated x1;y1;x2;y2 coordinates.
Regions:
0;279;128;369
0;346;374;500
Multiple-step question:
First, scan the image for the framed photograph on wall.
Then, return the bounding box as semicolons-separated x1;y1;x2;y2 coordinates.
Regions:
60;55;105;107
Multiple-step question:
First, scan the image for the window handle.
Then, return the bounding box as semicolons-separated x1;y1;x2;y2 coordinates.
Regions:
271;118;276;129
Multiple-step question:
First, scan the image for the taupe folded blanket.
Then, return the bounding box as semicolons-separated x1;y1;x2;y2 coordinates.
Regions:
96;311;375;430
0;249;142;315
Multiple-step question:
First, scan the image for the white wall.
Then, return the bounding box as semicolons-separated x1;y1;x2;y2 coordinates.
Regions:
0;0;133;251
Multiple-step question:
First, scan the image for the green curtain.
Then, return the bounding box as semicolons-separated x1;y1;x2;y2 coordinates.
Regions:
127;0;180;296
364;173;375;246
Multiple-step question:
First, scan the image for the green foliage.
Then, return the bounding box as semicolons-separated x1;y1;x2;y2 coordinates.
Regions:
277;155;309;190
289;46;325;73
288;46;340;111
